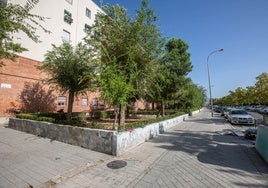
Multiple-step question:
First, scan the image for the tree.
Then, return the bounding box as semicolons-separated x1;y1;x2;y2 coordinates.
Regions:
0;0;49;66
39;42;97;120
19;82;56;113
255;72;268;105
184;82;206;111
155;38;193;115
85;0;164;128
214;72;268;106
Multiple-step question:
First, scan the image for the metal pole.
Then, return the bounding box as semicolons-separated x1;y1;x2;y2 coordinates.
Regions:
206;49;224;117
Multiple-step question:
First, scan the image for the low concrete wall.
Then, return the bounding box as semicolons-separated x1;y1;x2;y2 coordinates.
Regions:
9;118;116;155
255;125;268;164
0;117;9;125
9;109;200;156
113;114;188;155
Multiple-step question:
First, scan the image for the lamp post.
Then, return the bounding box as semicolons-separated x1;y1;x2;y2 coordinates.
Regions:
207;48;224;117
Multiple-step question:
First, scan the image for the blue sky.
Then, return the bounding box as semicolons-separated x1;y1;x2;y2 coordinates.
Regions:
93;0;268;98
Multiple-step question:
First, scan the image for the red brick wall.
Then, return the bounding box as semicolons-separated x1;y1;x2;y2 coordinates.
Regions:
0;57;43;116
0;56;149;117
0;57;104;117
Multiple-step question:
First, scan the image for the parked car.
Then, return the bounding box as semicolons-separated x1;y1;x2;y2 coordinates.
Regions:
259;107;268;115
214;105;223;113
224;107;236;119
228;109;255;125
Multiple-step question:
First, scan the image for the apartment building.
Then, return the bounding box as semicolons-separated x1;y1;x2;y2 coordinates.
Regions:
0;0;105;116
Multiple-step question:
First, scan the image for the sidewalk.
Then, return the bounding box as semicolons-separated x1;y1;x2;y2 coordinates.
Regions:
0;124;112;188
43;109;268;187
1;109;268;187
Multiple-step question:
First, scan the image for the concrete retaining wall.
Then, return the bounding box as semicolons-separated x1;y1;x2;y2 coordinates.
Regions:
9;110;200;156
255;125;268;164
113;114;188;155
0;117;9;125
8;118;115;155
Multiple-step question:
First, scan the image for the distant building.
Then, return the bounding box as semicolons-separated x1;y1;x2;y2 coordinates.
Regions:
0;0;105;116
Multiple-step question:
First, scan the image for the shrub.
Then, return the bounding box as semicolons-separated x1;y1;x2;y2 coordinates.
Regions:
90;110;109;119
90;121;105;129
58;119;86;127
123;111;185;131
16;113;55;123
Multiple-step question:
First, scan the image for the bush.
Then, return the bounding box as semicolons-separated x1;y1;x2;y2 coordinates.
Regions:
131;110;158;115
58;119;87;127
123;111;185;131
16;113;55;123
90;121;105;129
90;110;108;119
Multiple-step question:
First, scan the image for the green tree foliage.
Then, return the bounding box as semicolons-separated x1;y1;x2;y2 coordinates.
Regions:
85;0;164;127
19;82;56;113
155;38;193;115
184;82;206;111
255;72;268;104
214;72;268;106
39;42;97;120
0;0;49;65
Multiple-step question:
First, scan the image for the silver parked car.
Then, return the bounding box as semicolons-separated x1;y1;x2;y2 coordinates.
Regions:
228;109;255;125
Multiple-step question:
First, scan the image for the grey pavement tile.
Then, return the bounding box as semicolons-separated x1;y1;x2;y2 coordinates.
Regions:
0;177;18;188
2;109;268;188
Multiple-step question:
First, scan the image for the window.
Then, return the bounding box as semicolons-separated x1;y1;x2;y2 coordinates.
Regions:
100;100;105;106
64;9;73;24
62;30;70;42
91;98;98;106
86;8;91;19
84;24;90;32
58;96;66;106
65;0;73;5
82;98;88;106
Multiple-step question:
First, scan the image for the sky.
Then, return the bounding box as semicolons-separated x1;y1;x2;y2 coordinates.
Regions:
93;0;268;98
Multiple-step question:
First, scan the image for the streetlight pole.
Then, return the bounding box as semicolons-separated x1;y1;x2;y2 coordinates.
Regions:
206;48;224;117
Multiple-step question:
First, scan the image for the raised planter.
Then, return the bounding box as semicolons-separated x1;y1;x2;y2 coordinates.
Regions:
8;119;115;155
255;125;268;164
8;109;201;156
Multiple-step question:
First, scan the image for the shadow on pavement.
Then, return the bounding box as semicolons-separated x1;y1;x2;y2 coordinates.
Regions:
184;117;228;125
150;115;268;183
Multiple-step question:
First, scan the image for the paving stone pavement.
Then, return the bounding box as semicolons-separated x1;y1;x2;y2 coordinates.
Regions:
0;124;112;188
46;109;268;188
1;109;268;188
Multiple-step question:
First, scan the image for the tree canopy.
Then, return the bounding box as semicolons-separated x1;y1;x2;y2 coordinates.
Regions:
85;0;164;127
214;72;268;106
39;42;97;120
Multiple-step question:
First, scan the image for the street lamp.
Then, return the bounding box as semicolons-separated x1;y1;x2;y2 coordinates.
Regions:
206;48;224;117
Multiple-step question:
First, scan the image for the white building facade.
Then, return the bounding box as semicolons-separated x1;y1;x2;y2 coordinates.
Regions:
7;0;102;61
0;0;105;117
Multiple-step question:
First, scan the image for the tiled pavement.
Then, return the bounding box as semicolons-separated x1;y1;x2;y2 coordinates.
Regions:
1;109;268;188
0;125;112;188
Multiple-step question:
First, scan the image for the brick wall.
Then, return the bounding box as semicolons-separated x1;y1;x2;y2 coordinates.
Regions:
0;56;148;117
0;57;43;116
0;57;102;117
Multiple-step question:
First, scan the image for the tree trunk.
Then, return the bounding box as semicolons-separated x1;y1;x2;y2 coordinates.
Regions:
67;91;74;120
119;104;126;130
161;99;165;117
113;106;119;130
126;106;130;118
